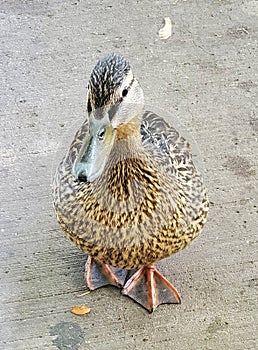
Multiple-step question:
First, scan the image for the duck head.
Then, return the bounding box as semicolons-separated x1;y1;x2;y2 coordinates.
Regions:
73;53;144;182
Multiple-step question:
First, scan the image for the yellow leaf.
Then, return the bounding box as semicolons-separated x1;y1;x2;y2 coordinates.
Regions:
71;305;91;316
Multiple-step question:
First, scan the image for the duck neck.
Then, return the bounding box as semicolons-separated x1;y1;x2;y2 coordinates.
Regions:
115;115;141;142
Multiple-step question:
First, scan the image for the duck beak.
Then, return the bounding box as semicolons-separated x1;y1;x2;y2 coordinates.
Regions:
73;113;116;182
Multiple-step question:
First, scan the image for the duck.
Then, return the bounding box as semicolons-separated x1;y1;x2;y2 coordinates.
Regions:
53;53;209;312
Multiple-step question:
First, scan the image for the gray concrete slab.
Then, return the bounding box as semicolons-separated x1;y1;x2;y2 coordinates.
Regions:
1;0;257;349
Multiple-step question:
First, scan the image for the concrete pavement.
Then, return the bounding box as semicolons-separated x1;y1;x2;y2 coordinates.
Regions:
1;1;257;349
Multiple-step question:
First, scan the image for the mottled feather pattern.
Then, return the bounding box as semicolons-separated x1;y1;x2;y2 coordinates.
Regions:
53;111;208;269
89;54;131;112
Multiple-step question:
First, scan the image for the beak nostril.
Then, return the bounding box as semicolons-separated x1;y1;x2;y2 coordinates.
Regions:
78;171;88;183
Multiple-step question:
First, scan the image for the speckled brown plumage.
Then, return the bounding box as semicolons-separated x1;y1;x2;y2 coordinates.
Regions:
53;111;209;269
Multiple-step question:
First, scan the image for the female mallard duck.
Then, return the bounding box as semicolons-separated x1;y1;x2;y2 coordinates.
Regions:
53;53;209;312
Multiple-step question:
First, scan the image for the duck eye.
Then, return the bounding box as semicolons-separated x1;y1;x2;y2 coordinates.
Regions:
122;88;128;97
97;127;106;140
